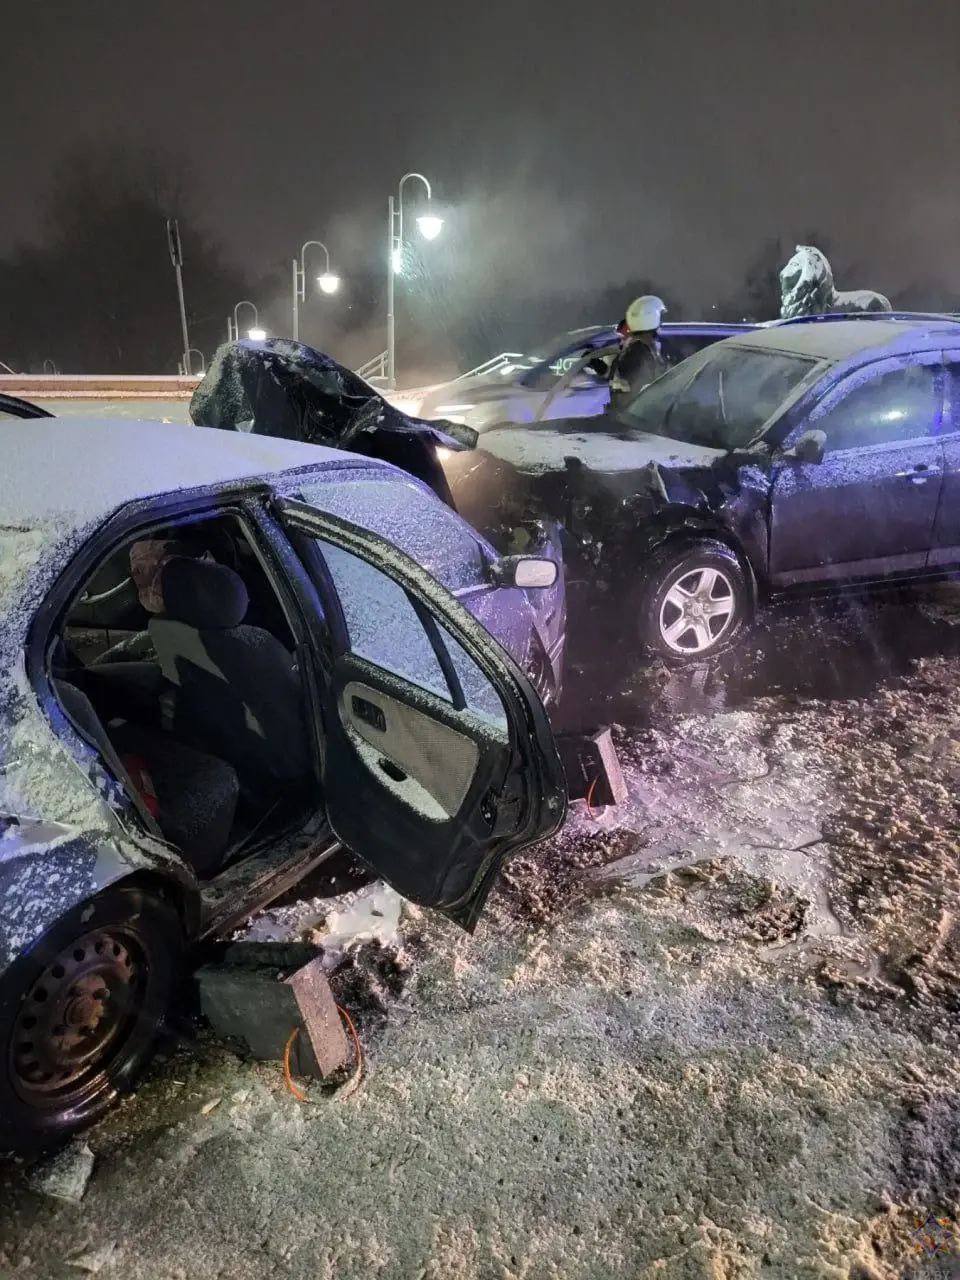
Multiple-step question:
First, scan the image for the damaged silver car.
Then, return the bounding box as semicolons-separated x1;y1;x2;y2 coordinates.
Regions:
0;417;568;1152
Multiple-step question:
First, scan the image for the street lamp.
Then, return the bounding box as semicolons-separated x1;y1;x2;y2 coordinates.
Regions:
227;300;263;342
387;172;443;389
292;240;340;341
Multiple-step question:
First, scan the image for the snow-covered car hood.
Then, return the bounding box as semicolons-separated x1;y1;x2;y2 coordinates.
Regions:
474;425;726;476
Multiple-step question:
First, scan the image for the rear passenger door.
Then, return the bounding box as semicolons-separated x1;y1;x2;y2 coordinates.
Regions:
281;503;567;930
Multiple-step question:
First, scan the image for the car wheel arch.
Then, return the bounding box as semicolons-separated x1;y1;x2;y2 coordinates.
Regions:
639;521;759;616
0;841;198;975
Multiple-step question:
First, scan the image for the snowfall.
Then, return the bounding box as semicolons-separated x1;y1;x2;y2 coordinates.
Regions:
1;586;959;1279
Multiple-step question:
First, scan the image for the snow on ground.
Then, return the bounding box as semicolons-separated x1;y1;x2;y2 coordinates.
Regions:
1;591;959;1278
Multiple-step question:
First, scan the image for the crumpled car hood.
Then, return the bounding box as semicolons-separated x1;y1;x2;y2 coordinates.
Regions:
441;417;771;578
474;424;726;476
191;339;478;504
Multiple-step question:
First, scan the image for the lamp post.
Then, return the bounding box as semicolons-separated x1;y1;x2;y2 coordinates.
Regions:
227;300;263;343
292;241;340;341
386;172;443;390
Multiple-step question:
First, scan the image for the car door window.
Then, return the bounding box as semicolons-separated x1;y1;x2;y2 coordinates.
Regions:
436;623;508;726
300;477;488;592
942;359;960;435
317;541;453;703
314;539;508;729
809;364;939;452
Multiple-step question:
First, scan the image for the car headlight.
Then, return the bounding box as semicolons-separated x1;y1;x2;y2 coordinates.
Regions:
433;404;476;417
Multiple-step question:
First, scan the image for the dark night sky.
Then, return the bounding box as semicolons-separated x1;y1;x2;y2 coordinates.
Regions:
3;0;959;323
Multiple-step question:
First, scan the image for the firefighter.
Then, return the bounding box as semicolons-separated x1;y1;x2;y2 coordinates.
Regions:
606;295;667;412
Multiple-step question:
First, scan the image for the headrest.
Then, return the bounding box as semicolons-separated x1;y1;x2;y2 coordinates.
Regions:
158;557;249;629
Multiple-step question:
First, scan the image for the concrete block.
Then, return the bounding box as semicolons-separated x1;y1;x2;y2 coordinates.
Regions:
194;945;350;1078
555;726;628;807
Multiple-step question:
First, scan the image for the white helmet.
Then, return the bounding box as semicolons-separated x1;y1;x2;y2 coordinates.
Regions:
625;295;666;332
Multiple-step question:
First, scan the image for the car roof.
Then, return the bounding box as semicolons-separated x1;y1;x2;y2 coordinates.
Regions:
0;417;377;531
724;318;958;363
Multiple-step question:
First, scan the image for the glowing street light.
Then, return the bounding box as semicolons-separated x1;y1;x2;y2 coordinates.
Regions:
292;240;340;340
387;172;443;387
416;213;444;241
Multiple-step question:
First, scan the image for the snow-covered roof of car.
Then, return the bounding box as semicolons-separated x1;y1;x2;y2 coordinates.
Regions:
727;318;949;363
0;417;358;531
0;418;398;833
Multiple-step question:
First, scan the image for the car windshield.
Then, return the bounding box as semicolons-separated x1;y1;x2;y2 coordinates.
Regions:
621;344;818;449
514;328;616;390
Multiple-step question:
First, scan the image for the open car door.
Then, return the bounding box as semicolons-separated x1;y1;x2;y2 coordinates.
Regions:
280;500;568;930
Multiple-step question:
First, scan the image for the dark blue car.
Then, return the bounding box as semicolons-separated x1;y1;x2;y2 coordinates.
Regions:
442;316;960;661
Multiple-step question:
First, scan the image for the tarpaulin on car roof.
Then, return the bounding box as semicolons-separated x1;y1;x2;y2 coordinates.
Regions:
190;339;477;506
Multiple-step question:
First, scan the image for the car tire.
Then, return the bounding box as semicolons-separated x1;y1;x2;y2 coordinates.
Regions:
637;539;749;662
0;884;183;1155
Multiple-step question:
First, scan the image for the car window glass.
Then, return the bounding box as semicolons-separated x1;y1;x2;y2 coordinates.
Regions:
301;478;487;592
313;540;452;700
626;347;814;449
659;335;714;365
311;538;509;731
519;330;614;390
810;364;938;452
437;624;508;729
620;345;712;422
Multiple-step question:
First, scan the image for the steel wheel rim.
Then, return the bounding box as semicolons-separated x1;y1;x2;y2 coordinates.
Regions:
10;927;148;1111
658;565;736;654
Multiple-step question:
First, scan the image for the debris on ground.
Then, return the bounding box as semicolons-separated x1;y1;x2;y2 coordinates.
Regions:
195;944;350;1078
67;1240;118;1273
2;594;960;1277
28;1140;94;1204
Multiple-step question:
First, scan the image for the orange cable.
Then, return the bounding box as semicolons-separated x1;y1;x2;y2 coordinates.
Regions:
283;1006;364;1103
337;1003;364;1098
585;775;601;820
282;1026;309;1103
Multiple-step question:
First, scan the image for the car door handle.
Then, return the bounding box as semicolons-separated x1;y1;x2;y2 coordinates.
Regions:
895;463;933;484
351;695;386;732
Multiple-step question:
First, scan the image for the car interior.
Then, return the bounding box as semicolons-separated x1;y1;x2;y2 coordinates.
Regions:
49;512;317;879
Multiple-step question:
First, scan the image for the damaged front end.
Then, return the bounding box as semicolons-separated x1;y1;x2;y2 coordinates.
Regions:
190;338;478;506
442;426;771;596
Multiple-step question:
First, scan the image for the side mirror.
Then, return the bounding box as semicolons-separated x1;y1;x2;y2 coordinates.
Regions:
789;429;826;464
489;555;559;590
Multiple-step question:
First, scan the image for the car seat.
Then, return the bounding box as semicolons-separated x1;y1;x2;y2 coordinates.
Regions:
54;680;239;875
147;558;311;800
